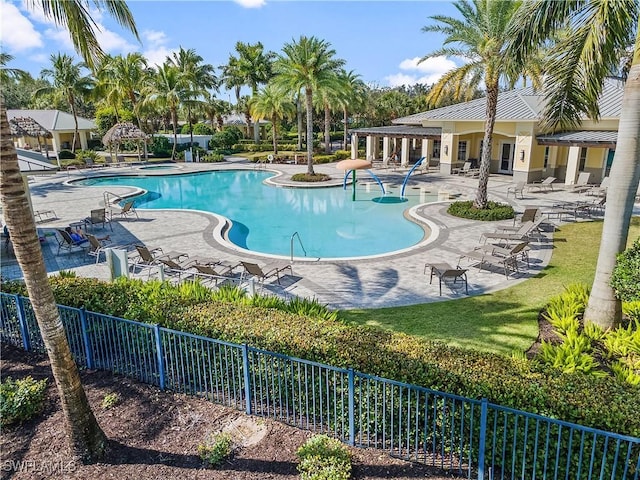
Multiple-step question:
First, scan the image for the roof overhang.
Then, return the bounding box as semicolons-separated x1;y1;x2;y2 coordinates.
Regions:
349;125;442;139
17;148;59;176
536;130;617;148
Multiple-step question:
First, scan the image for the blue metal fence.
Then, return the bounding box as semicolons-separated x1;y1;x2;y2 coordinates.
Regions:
1;292;638;479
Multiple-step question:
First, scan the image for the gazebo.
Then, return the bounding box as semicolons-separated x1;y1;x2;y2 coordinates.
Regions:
9;116;54;163
102;122;149;163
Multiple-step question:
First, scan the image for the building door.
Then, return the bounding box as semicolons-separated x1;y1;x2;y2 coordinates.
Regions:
499;142;515;173
605;149;615;177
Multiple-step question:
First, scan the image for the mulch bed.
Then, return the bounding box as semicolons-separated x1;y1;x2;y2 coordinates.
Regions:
1;344;460;480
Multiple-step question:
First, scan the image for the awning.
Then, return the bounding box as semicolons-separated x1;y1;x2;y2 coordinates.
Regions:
349;125;442;139
536;130;617;148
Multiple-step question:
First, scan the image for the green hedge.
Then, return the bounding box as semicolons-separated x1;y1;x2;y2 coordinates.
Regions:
3;277;638;437
447;200;515;221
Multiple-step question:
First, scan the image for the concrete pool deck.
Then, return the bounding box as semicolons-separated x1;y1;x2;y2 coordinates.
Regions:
3;158;636;310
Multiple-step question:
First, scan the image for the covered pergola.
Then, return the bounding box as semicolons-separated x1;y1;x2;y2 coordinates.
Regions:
102;122;149;162
9;116;54;164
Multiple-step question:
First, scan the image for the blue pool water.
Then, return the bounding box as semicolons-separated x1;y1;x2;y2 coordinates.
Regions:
78;171;434;258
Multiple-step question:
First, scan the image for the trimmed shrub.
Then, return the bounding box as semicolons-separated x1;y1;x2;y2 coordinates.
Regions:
198;432;233;467
202;153;225;163
75;149;99;164
447;200;515;221
297;435;351;480
148;136;172;157
291;173;331;182
57;150;76;160
0;376;48;427
611;238;640;302
181;123;213;135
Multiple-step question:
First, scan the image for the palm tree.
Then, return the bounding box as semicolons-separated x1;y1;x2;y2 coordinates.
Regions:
0;1;138;462
421;0;525;209
509;0;640;329
202;93;231;132
38;53;94;152
273;36;345;175
315;77;347;154
0;53;28;83
144;62;186;160
169;47;217;147
231;42;276;143
337;70;367;150
96;53;151;127
249;84;296;154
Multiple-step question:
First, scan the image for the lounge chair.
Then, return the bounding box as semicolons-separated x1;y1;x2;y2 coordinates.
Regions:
130;245;189;272
86;234;130;264
56;229;88;255
84;208;113;231
506;181;526;199
586;176;609;197
570;172;592;192
109;200;139;220
240;261;293;285
480;218;544;246
527;177;556;192
457;242;530;278
454;161;479;177
424;262;468;296
191;263;237;286
157;257;196;280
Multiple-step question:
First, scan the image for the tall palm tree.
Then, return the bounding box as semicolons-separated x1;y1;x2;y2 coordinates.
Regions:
314;77;347;154
421;0;525;209
231;42;276;143
0;0;138;462
96;53;151;127
250;84;296;154
338;70;367;150
38;53;94;152
144;62;186;160
169;47;217;147
509;0;640;329
273;36;345;175
202;93;231;132
0;53;28;83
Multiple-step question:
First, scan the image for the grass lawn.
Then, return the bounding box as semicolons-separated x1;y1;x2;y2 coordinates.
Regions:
340;218;640;356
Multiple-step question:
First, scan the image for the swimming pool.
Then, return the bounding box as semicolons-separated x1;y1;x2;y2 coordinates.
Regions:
78;170;436;259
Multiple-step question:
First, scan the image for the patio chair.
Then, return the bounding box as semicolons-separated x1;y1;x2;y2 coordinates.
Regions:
109;200;139;220
86;234;130;264
240;261;293;285
157;257;196;280
424;262;468;296
191;263;237;286
131;245;188;267
527;177;556;193
506;181;526;199
480;219;543;246
570;172;592;192
586;176;609;197
56;229;88;255
457;244;523;278
84;208;113;231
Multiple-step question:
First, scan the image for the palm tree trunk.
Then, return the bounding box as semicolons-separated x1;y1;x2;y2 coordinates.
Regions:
69;93;79;153
584;56;640;329
170;107;178;160
324;104;331;154
305;88;315;175
474;82;499;209
0;99;107;462
297;94;303;151
343;108;348;151
188;104;194;148
272;114;278;155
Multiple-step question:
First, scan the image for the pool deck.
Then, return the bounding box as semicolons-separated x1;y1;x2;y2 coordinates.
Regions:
3;158;637;310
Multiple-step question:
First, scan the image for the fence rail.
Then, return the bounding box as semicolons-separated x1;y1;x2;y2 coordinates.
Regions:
1;292;638;479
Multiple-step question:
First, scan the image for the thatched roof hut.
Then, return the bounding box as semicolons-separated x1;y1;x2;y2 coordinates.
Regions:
102;122;149;161
9;116;53;138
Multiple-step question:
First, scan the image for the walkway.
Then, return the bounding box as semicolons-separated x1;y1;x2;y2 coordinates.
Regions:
2;158;631;310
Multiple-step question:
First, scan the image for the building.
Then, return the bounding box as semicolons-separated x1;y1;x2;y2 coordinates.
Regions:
350;78;624;185
8;109;96;154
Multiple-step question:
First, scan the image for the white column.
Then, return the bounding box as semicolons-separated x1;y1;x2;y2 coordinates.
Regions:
401;137;410;167
365;136;375;160
421;139;431;159
350;133;358;159
79;132;89;150
565;146;581;185
382;137;391;161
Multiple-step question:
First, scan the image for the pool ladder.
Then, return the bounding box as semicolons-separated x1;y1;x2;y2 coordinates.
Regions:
103;191;124;208
290;232;307;262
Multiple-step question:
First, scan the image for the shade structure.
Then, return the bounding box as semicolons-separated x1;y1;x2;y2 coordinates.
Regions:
9;116;52;138
102;122;150;162
336;159;373;201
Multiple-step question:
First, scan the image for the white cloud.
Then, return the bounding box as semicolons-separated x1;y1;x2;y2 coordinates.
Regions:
0;0;43;51
28;52;48;64
94;24;138;53
386;55;457;87
233;0;266;8
43;27;74;51
20;0;53;25
141;30;176;66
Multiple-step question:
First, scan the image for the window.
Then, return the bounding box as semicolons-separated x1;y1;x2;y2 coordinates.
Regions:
457;141;467;162
432;140;441;159
579;147;587;171
543;146;549;170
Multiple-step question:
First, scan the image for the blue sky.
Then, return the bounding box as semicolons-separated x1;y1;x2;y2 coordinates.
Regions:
1;0;460;95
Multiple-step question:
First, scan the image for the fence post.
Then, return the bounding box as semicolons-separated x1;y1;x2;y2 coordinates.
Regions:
348;368;355;446
14;295;31;352
242;344;253;415
153;324;166;391
477;398;488;480
78;308;94;369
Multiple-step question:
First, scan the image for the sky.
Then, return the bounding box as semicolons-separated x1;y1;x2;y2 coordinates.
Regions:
0;0;461;96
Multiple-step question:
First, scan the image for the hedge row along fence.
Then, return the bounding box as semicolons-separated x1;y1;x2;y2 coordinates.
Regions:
1;291;639;479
